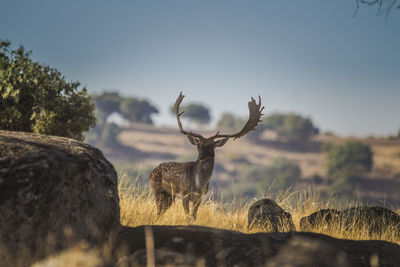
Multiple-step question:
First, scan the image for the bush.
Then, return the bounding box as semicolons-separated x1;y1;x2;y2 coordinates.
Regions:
326;141;373;177
261;113;318;143
237;157;301;193
93;92;159;124
170;102;211;126
98;123;122;147
0;40;96;140
217;113;246;133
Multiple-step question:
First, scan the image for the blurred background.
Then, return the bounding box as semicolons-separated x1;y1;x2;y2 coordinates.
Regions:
1;0;400;205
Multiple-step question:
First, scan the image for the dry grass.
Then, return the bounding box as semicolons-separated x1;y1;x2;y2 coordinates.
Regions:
119;174;400;245
119;174;249;232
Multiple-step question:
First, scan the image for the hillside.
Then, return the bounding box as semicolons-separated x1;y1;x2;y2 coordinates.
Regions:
108;123;400;205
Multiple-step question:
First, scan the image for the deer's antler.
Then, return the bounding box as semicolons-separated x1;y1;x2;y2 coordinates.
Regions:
174;92;206;140
213;96;264;140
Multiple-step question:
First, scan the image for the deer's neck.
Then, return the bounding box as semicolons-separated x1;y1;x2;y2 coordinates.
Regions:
194;158;214;189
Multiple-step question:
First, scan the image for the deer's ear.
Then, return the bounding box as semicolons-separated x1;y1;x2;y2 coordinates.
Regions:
214;137;229;147
186;135;199;145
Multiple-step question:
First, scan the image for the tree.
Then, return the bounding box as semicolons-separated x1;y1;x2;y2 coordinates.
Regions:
98;122;122;147
326;141;373;177
93;92;124;124
238;157;301;192
93;92;158;125
170;102;211;126
217;113;246;133
120;97;159;124
0;40;96;141
262;113;319;143
354;0;400;16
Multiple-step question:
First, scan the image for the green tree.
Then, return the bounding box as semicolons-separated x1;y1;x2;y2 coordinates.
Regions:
0;40;96;140
170;102;211;126
262;113;318;143
217;113;246;133
93;92;158;124
120;97;159;124
182;103;211;125
238;157;301;192
93;92;124;124
98;122;122;147
326;141;373;177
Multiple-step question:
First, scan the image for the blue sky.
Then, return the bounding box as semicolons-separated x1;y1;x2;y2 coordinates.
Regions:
1;0;399;136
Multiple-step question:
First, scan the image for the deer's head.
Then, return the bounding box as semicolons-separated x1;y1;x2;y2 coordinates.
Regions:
174;92;264;161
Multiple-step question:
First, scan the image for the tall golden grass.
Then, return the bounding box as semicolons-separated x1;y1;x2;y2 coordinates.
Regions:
119;173;400;245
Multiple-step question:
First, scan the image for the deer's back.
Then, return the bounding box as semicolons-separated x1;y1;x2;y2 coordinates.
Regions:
149;161;196;193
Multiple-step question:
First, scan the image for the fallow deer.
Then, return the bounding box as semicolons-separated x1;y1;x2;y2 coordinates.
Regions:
149;92;264;220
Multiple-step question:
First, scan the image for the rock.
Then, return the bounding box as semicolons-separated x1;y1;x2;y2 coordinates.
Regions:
0;130;120;266
113;225;400;267
266;236;348;267
300;207;400;235
341;206;400;235
115;249;201;267
248;198;295;232
300;208;341;232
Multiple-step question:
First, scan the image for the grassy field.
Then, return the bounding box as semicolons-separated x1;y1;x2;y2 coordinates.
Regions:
113;123;400;245
118;124;400;180
118;174;400;245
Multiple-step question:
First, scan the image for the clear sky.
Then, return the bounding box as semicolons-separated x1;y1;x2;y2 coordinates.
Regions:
1;0;399;137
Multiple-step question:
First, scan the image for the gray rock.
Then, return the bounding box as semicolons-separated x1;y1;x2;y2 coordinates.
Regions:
341;206;400;235
115;249;201;267
0;130;120;266
300;208;341;232
266;236;348;267
248;198;295;232
300;207;400;235
114;225;400;267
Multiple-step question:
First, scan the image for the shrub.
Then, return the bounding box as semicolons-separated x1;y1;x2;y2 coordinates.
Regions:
326;141;373;177
217;113;247;133
262;113;318;143
237;157;301;194
0;40;96;140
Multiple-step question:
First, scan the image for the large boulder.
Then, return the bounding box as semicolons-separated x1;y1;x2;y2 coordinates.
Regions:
0;130;120;266
266;236;349;267
113;225;400;266
341;206;400;235
248;198;295;232
300;208;342;232
300;207;400;235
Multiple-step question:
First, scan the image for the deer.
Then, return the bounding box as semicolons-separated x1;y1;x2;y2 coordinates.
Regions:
149;92;264;220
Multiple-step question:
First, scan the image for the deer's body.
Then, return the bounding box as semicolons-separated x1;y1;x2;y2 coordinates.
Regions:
149;92;264;220
150;159;213;219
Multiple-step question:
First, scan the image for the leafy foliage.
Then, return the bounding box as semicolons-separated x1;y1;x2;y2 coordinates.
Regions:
120;97;159;124
325;141;373;188
0;40;96;140
238;157;301;194
262;113;318;143
217;113;246;133
93;92;124;124
171;102;211;125
97;123;122;147
93;91;158;124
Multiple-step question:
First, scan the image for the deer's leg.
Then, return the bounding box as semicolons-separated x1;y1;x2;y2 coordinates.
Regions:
156;191;173;217
191;195;202;220
192;183;208;220
182;196;190;217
